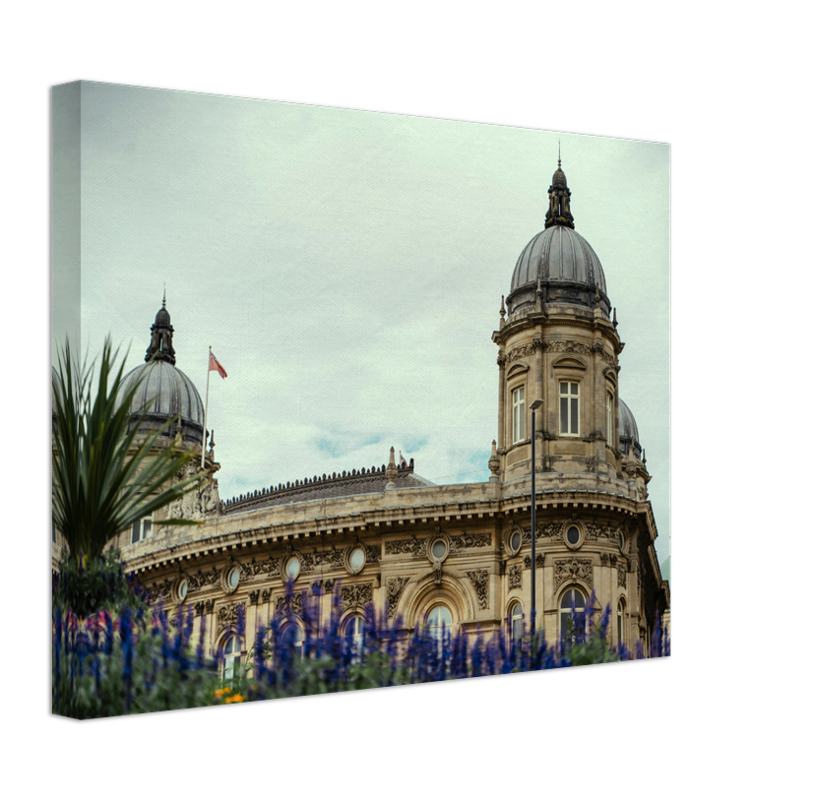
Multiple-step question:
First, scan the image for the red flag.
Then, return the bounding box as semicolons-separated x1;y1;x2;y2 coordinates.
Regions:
209;351;227;379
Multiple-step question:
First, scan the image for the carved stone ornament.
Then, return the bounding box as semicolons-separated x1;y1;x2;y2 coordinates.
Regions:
216;601;244;633
505;339;543;366
205;598;215;615
187;565;221;591
152;577;174;601
159;463;218;535
194;601;206;617
385;537;427;557
617;559;627;588
584;523;617;541
261;588;272;604
449;532;491;551
274;592;304;617
466;570;490;610
364;544;381;564
544;339;614;366
249;590;260;606
508;564;523;590
302;548;344;572
341;583;374;611
553;557;593;589
523;554;545;569
238;555;282;581
386;577;410;617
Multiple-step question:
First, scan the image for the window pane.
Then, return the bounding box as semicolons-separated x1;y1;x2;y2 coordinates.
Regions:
143;519;152;538
571;398;579;433
131;522;140;544
571;383;578;394
560;397;568;433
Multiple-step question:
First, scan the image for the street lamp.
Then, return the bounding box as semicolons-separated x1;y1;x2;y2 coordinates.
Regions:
529;398;544;633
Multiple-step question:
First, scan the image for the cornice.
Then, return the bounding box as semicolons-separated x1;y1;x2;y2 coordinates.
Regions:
125;487;648;575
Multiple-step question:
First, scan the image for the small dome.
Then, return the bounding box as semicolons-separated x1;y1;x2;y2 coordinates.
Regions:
618;398;642;460
154;306;171;327
552;167;567;188
508;226;609;315
117;360;205;445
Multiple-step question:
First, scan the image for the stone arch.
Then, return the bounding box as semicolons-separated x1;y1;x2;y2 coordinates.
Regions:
400;570;477;628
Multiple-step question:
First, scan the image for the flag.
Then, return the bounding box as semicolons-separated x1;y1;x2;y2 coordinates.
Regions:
209;351;227;379
399;450;407;468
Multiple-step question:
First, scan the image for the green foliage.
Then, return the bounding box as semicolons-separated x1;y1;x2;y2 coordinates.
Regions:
53;611;222;719
566;634;619;666
52;550;149;619
51;337;204;564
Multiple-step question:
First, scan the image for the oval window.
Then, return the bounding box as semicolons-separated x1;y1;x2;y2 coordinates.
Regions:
285;556;300;580
566;526;580;546
349;547;365;571
178;579;188;602
431;540;447;560
228;567;240;589
510;531;522;552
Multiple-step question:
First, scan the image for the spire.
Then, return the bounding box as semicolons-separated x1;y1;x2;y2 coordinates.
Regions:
145;296;176;364
544;155;575;230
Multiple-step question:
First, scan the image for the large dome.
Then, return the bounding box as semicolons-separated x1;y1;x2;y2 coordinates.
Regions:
507;226;610;315
115;299;205;446
618;398;642;460
118;361;205;445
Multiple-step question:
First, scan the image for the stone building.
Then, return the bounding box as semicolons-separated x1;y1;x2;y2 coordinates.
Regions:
99;161;669;670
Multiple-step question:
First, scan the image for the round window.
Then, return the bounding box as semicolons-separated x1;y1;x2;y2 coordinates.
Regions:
178;579;188;602
285;556;300;580
228;567;240;589
349;547;365;572
618;531;625;551
566;526;580;546
510;531;522;553
431;539;447;560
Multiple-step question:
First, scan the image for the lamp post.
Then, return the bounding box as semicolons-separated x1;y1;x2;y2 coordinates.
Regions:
529;398;544;634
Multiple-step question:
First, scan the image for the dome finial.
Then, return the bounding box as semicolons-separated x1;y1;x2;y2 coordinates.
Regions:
545;153;574;230
162;284;166;308
145;297;176;365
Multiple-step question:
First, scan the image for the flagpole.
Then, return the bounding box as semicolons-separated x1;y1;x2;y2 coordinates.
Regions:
202;346;211;469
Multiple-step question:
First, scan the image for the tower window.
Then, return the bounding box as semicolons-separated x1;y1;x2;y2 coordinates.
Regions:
131;515;153;544
559;382;579;436
607;391;614;442
512;386;526;444
617;599;626;648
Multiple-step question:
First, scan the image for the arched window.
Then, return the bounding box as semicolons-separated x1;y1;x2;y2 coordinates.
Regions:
281;623;304;659
559;587;586;643
344;614;365;657
222;635;242;681
427;605;453;657
509;602;524;643
617;599;626;648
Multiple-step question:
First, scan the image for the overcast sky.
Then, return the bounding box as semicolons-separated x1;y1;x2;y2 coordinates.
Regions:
53;81;669;565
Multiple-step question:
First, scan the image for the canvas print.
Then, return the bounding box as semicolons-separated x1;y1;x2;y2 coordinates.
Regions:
51;82;670;719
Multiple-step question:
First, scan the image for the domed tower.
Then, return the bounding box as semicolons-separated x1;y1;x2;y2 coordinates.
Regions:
492;160;632;483
113;299;221;545
118;298;206;448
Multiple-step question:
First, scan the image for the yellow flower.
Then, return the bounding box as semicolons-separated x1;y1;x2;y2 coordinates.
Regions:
225;694;244;704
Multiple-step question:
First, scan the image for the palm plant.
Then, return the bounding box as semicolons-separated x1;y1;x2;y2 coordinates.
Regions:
52;336;205;565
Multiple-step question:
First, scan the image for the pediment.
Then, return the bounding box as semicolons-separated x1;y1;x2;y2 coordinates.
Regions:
552;356;587;370
506;362;530;379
